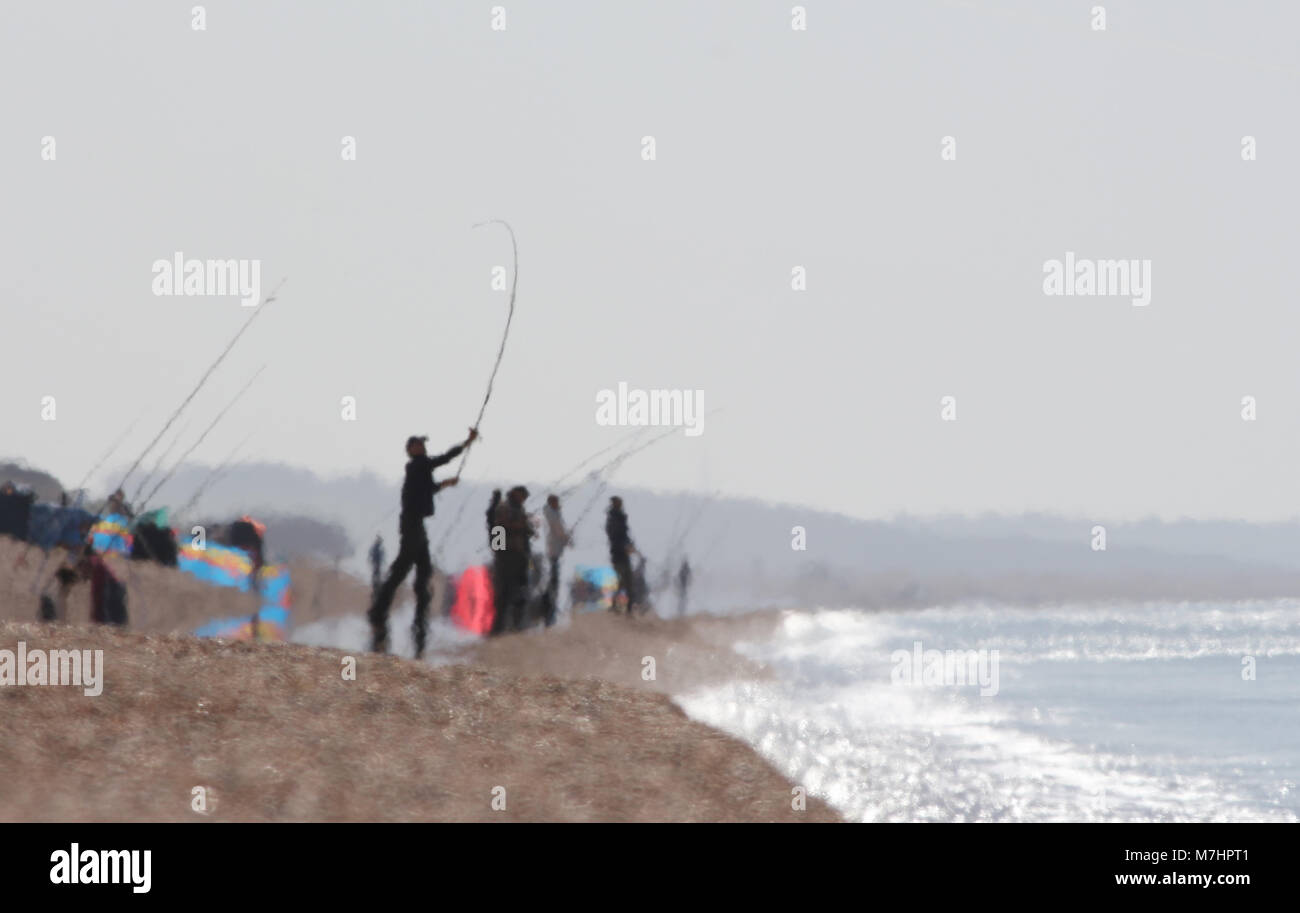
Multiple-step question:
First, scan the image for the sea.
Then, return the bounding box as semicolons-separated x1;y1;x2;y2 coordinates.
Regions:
676;601;1300;822
294;598;1300;822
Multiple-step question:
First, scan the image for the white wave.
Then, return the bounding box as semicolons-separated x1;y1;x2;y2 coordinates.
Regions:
676;605;1300;822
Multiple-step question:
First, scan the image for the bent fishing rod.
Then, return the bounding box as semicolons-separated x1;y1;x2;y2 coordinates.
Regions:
431;220;518;559
451;219;518;484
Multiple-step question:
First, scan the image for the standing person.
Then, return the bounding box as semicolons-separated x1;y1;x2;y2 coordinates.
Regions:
676;557;692;617
368;428;478;657
79;547;128;626
55;562;79;620
541;494;570;626
490;485;534;635
106;488;135;520
40;562;79;622
230;516;267;641
605;496;637;614
368;534;385;604
486;489;502;545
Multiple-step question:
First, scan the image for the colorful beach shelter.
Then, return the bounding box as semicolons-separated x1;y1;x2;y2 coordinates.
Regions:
449;564;495;635
180;541;294;641
570;564;619;612
193;607;291;642
89;513;133;556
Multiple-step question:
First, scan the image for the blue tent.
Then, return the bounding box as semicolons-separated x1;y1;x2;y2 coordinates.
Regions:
27;504;94;550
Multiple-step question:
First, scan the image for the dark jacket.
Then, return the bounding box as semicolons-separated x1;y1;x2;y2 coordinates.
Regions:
401;445;464;519
486;491;502;537
88;555;128;626
493;500;535;556
606;507;632;560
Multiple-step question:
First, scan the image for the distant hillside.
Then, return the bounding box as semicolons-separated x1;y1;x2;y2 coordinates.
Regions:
99;458;1300;609
0;460;65;502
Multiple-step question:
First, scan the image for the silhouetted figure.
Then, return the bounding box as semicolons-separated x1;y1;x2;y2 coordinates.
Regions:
0;482;34;542
78;547;128;626
229;515;267;639
630;553;651;615
106;488;135;520
52;564;79;622
369;429;477;657
490;485;534;635
542;494;570;626
676;558;692;616
605;496;637;614
486;489;502;546
368;534;385;604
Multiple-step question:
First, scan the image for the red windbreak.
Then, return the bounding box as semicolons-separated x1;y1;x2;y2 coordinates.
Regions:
449;565;495;635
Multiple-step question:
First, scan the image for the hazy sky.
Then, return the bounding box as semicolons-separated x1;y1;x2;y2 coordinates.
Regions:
3;1;1298;522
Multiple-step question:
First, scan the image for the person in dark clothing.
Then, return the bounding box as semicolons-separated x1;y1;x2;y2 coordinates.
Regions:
368;428;477;657
228;516;267;639
541;494;570;627
78;547;128;626
630;553;651;615
490;485;534;635
676;557;692;616
368;534;385;604
605;496;638;614
106;488;135;521
486;489;502;546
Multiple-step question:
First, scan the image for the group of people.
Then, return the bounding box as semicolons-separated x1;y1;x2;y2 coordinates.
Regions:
15;481;271;631
39;545;129;626
364;429;690;657
0;479;134;628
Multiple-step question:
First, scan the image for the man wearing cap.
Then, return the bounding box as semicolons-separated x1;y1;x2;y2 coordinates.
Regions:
368;428;477;657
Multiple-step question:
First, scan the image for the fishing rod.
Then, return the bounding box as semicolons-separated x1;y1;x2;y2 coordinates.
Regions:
564;423;687;537
173;431;256;522
138;365;266;513
102;277;285;512
554;431;656;501
661;489;719;570
434;424;665;565
695;516;733;570
68;407;148;499
129;420;192;507
550;425;650;496
662;497;689;562
451;219;518;484
23;271;281;594
428;221;518;562
23;271;282;600
563;408;724;545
